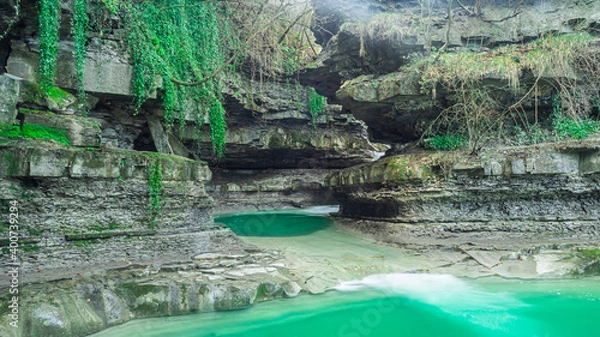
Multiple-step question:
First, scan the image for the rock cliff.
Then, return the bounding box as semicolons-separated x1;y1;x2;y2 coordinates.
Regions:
303;0;600;142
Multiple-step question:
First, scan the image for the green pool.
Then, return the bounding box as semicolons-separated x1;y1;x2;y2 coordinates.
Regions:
214;211;333;236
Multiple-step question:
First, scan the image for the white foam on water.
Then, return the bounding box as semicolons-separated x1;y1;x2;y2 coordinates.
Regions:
300;205;340;215
336;273;529;333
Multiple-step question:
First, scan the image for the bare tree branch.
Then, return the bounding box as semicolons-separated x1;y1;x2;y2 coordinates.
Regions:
277;8;312;44
481;10;522;23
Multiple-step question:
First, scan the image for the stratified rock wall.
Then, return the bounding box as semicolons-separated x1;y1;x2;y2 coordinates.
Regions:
209;169;335;214
327;139;600;236
0;139;216;275
4;26;377;171
177;76;378;169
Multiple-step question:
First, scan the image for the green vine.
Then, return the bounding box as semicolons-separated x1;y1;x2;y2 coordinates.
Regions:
121;0;227;156
209;99;227;157
147;158;163;226
72;0;89;113
308;87;327;127
101;0;119;14
38;0;60;94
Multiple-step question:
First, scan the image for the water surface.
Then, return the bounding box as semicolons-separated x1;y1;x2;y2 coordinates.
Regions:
90;274;600;337
215;210;333;236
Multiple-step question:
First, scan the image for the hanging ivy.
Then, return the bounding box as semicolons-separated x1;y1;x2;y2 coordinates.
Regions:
209;99;227;158
121;0;228;157
38;0;60;94
147;158;163;226
308;87;327;127
72;0;89;112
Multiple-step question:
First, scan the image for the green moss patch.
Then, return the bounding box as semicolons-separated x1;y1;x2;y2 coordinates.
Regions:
577;248;600;275
23;124;71;146
0;123;71;146
424;134;465;151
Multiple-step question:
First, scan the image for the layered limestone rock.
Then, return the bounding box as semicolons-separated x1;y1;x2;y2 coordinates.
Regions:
208;169;335;214
303;0;600;142
177;76;378;169
4;36;377;172
0;248;306;337
335;70;436;142
305;0;600;95
0;74;20;123
0;137;215;278
326;139;600;237
7;39;143;98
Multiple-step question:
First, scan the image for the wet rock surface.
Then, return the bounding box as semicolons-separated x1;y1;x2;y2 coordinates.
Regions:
333;217;599;279
4;213;596;337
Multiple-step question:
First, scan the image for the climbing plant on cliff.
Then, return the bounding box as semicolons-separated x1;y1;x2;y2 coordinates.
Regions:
118;0;228;157
72;0;88;111
308;87;327;127
38;0;60;94
79;0;316;157
147;158;163;226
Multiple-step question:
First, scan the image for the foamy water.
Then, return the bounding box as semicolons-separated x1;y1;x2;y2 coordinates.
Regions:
300;205;340;215
336;273;529;333
89;274;600;337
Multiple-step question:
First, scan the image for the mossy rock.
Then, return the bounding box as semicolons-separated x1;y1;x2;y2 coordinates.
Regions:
213;285;254;311
575;248;600;275
22;109;101;147
0;147;29;177
255;282;283;301
20;83;76;113
114;283;167;315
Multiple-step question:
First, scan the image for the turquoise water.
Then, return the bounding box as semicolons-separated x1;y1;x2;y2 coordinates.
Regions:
214;211;333;236
91;275;600;337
